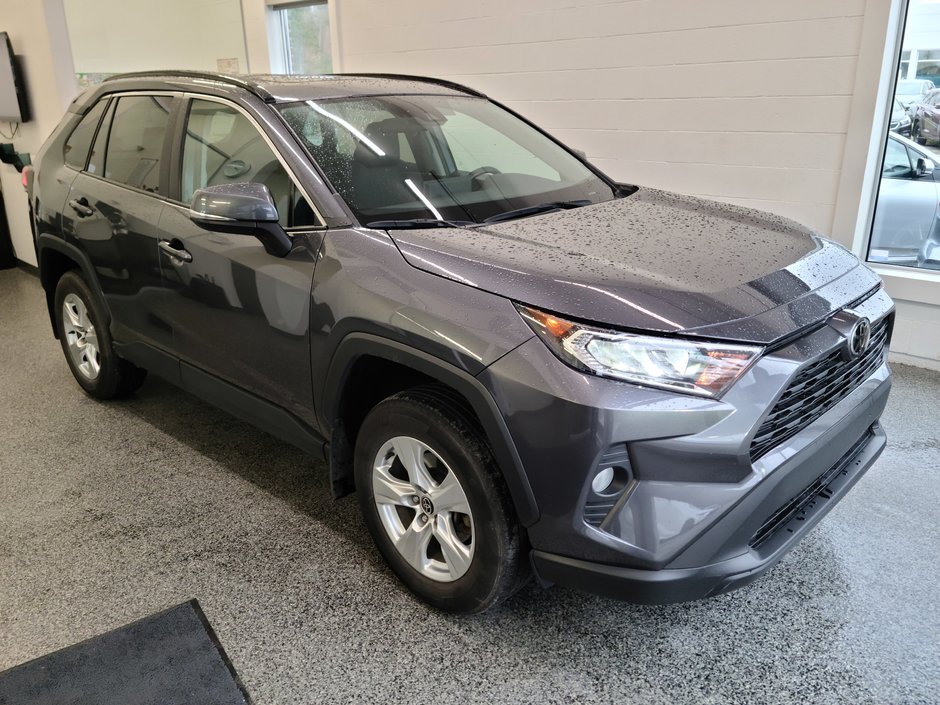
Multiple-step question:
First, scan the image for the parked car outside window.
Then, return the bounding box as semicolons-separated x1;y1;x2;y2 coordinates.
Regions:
890;99;912;136
896;78;935;108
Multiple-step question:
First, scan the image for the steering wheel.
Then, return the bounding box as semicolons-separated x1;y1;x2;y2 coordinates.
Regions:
469;165;502;191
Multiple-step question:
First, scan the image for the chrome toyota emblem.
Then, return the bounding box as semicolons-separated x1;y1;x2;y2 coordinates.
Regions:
420;496;434;515
828;308;872;361
848;317;871;358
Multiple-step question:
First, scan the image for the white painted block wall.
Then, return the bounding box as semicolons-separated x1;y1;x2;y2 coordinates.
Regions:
63;0;248;74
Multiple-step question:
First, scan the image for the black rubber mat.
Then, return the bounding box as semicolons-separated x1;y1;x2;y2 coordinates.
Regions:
0;600;251;705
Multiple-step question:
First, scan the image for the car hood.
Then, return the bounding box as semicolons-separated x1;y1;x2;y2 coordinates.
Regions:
389;187;881;345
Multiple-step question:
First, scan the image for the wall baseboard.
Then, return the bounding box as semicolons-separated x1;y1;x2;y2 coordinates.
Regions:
888;351;940;373
16;259;38;277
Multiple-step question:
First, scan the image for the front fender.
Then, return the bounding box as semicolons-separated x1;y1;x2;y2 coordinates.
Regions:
321;332;539;526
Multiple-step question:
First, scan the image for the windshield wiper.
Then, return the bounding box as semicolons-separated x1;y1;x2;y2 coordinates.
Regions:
482;199;591;224
365;218;473;229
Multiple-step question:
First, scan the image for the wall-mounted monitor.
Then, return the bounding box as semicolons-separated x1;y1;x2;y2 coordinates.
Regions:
0;32;29;123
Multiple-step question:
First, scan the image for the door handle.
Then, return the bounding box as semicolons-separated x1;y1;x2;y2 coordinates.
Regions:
158;239;193;263
68;198;94;218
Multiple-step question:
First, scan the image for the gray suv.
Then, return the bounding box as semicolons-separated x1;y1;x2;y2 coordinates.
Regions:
27;72;893;613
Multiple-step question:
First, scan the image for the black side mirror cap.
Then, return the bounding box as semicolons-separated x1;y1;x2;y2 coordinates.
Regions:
189;183;293;257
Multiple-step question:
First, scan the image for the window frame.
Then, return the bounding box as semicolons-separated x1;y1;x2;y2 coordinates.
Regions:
172;92;326;230
87;98;116;177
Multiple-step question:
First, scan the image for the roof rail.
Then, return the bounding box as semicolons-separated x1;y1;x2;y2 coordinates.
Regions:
336;73;486;97
102;70;275;102
101;70;485;101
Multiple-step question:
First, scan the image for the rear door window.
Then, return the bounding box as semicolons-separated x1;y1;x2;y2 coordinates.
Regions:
63;100;108;170
104;95;173;193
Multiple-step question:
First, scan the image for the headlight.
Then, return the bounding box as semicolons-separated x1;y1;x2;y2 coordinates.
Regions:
516;304;762;397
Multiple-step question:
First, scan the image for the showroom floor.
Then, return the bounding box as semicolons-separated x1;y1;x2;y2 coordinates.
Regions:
2;266;938;705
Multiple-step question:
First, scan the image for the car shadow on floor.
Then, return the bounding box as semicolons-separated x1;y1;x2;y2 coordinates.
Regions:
118;376;373;554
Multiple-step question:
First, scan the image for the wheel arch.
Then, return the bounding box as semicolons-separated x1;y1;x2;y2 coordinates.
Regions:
321;333;539;527
37;235;109;338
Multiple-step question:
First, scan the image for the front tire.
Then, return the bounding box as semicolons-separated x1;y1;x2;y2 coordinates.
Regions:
354;387;528;613
54;271;146;399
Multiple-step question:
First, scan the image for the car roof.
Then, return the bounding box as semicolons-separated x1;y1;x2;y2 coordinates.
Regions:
99;70;485;103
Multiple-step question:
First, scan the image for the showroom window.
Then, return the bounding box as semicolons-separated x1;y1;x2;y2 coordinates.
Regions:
869;2;940;272
271;1;333;74
104;96;172;193
180;99;316;227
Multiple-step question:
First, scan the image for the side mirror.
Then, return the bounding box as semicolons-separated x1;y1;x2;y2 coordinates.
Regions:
916;157;935;178
189;183;293;257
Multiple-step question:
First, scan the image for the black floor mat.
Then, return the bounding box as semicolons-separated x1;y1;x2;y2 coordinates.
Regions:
0;600;251;705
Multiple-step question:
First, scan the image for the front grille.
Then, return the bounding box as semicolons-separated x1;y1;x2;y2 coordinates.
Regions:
749;317;890;461
749;429;873;550
584;499;617;527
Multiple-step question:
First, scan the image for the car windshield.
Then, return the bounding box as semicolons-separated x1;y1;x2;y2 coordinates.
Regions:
277;95;618;226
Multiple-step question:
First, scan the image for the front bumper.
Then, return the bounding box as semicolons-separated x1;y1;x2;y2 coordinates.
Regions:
532;417;886;604
479;288;894;603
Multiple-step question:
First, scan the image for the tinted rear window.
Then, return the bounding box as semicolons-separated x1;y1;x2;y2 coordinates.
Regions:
104;95;173;193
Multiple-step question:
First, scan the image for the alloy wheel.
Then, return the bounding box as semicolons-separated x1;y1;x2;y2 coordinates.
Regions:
372;436;475;582
62;293;101;380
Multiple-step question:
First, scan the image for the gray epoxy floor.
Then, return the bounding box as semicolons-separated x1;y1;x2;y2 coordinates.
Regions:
1;266;939;705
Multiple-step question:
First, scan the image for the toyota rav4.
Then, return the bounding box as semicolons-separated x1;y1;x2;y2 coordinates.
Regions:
26;71;893;613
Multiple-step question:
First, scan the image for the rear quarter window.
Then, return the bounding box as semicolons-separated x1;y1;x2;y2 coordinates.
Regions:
63;100;108;170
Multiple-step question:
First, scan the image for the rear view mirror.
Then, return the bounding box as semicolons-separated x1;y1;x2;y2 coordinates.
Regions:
916;157;935;178
189;183;292;257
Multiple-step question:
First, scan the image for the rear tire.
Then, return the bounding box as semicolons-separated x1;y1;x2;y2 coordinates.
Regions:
54;271;147;399
354;386;529;613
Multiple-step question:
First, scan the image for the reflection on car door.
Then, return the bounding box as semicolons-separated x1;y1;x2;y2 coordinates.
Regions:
157;97;323;426
65;94;177;353
872;138;940;264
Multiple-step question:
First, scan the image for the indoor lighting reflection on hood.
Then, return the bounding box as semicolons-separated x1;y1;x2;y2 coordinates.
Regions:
559;280;682;329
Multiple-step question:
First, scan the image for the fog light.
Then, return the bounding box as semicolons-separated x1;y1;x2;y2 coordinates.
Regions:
591;467;615;494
